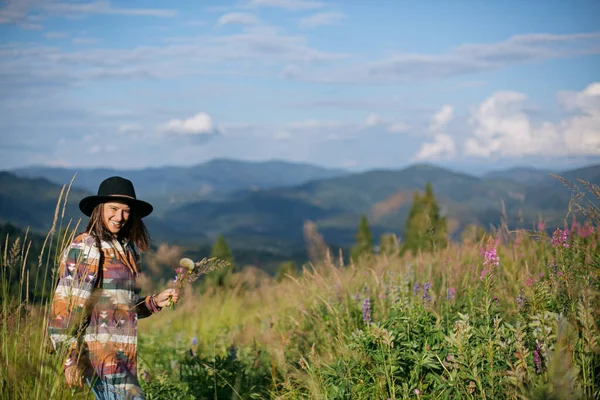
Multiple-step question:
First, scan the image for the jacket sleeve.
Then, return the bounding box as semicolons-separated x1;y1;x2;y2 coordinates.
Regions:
133;292;162;319
47;234;99;371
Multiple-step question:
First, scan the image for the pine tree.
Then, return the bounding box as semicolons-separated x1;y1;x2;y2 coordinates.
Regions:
351;215;373;262
208;235;235;287
402;183;448;255
211;234;234;265
422;182;448;251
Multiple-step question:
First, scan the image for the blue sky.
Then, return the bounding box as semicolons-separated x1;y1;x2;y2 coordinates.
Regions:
1;0;599;173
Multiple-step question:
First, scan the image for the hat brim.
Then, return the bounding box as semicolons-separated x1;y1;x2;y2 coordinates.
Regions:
79;195;153;218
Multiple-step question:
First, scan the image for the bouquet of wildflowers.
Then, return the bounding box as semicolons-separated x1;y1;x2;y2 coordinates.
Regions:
168;257;231;309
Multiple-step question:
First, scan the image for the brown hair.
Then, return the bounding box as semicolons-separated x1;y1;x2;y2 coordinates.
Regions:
85;201;152;252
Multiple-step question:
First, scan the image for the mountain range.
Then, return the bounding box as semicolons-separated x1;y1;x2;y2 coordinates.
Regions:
2;159;599;268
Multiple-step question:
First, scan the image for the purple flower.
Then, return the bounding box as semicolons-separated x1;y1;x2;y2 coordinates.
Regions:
191;337;198;346
551;228;569;248
533;343;543;373
480;269;489;281
422;282;431;303
413;283;420;296
354;293;360;301
362;298;372;325
516;289;526;309
484;246;499;268
446;287;455;301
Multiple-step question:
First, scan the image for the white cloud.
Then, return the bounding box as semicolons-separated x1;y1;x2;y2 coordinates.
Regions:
245;0;324;11
465;82;600;157
89;144;119;154
217;12;259;26
118;123;143;134
0;0;45;28
44;31;68;39
293;32;600;84
430;105;453;132
364;113;384;128
363;113;409;134
158;112;217;135
414;105;457;160
415;134;456;160
44;1;177;18
388;122;410;133
299;11;345;28
71;37;100;45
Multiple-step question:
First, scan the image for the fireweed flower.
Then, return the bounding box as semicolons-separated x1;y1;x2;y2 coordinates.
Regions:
483;244;500;268
446;287;456;301
551;228;569;248
524;276;535;287
479;269;489;281
480;239;499;281
362;298;372;325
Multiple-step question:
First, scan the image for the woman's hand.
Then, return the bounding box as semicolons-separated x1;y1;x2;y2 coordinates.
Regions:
154;288;180;308
65;365;83;388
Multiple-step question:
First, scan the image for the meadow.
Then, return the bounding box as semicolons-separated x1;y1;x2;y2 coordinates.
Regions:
1;179;599;399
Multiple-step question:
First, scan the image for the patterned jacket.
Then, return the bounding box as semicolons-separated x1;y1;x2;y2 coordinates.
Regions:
48;232;160;397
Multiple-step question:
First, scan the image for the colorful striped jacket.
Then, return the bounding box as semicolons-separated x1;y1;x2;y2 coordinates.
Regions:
48;232;161;398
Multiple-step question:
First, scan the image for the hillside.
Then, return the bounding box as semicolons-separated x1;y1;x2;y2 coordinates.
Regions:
484;164;600;187
167;163;587;248
2;162;597;266
11;158;348;212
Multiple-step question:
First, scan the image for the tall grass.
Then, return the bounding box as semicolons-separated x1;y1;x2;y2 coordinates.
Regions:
1;177;599;399
0;178;93;399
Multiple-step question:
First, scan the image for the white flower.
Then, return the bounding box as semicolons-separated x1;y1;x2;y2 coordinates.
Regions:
179;258;195;271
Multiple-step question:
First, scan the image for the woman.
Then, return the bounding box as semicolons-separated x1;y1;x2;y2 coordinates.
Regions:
48;176;179;399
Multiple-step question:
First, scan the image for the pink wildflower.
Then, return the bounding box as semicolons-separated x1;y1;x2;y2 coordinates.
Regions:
483;239;500;268
480;269;488;281
551;228;569;248
537;219;546;232
524;276;535;287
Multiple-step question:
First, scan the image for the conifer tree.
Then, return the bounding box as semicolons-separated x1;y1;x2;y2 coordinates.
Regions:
208;234;235;287
211;234;234;265
351;215;373;262
402;183;448;255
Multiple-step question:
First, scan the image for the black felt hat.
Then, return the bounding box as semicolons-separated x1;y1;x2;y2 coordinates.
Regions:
79;176;153;217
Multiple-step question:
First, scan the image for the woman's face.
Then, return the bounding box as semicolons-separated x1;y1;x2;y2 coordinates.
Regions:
102;201;131;235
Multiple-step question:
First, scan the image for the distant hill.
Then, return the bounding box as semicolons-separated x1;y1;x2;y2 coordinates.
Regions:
167;163;592;248
3;162;598;268
484;164;600;187
553;164;600;188
0;172;87;233
11;158;348;212
484;167;550;185
0;172;198;245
